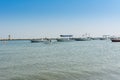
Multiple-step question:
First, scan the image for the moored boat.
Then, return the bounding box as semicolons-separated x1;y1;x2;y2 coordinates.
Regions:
56;38;74;42
56;35;74;42
31;39;50;43
74;38;91;41
111;38;120;42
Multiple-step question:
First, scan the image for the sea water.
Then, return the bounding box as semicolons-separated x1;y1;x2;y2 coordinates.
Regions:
0;40;120;80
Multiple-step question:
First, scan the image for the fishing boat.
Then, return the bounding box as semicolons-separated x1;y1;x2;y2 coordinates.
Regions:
74;37;91;41
56;35;74;42
111;38;120;42
56;38;74;42
31;38;57;44
31;39;51;43
74;33;91;41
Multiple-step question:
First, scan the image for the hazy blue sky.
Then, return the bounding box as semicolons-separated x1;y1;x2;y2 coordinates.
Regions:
0;0;120;38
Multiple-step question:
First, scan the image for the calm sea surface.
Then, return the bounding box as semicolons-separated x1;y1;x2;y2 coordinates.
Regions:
0;40;120;80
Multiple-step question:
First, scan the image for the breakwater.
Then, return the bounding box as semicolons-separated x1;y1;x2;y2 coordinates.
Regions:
0;37;109;41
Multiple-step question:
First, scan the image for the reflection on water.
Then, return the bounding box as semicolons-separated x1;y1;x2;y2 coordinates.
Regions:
0;40;120;80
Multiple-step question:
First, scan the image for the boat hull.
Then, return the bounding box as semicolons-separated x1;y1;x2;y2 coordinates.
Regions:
56;38;74;42
111;39;120;42
31;40;48;43
74;38;91;41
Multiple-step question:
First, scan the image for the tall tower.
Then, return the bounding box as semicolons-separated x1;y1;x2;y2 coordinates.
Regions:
8;35;11;40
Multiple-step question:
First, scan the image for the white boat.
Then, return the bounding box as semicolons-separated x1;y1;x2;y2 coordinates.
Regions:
31;39;57;44
56;35;74;42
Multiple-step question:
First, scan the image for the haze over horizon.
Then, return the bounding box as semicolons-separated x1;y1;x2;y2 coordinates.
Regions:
0;0;120;39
